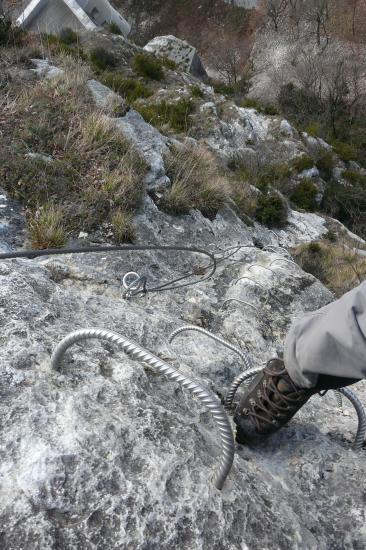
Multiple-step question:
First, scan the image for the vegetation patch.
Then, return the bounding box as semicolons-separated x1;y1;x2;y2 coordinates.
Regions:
316;151;335;181
135;99;194;133
322;180;366;238
291;155;313;172
0;15;24;47
255;192;288;228
159;145;227;218
90;47;117;71
294;241;366;296
241;97;279;115
102;73;153;102
290;179;318;211
132;53;164;81
0;62;147;247
190;85;204;99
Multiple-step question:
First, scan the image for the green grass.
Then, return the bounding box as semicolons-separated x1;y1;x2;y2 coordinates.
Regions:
291;155;314;172
255;193;287;228
135;99;194;133
102;73;153;102
290;179;318;211
132;53;164;80
190;85;204;98
90;47;117;71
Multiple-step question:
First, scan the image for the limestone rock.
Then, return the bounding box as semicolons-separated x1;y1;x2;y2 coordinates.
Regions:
144;35;208;80
87;79;128;117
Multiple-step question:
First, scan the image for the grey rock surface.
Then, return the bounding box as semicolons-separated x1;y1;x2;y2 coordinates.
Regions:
87;79;128;117
0;187;365;549
144;35;208;80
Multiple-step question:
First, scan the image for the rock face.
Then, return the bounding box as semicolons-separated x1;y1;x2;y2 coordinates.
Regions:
1;60;366;550
1;183;366;549
144;35;208;80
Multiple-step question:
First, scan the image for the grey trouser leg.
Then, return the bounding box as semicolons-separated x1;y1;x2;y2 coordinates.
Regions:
284;281;366;388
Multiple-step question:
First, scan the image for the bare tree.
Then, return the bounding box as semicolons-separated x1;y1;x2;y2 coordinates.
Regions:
265;0;289;32
306;0;331;46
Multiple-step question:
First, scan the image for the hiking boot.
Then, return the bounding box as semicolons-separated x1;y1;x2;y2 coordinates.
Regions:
234;358;318;445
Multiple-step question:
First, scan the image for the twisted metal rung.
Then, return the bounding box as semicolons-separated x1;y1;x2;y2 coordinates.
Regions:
262;245;291;258
338;387;366;450
334;389;343;409
51;328;235;490
269;258;298;268
225;367;264;410
226;369;366;450
222;299;259;312
248;264;299;281
168;325;252;371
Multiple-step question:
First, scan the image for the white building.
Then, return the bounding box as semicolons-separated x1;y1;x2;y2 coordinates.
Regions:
16;0;131;36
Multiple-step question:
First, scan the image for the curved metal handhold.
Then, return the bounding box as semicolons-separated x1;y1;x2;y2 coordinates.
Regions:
51;328;235;490
263;245;291;258
168;325;252;371
248;264;276;276
269;258;298;268
338;387;366;450
235;276;282;306
222;298;259;312
225;366;264;410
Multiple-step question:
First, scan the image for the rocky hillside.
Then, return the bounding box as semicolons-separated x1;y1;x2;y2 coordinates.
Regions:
1;18;366;550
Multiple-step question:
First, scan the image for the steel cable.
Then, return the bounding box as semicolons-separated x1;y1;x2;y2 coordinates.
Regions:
168;325;252;371
51;328;235;490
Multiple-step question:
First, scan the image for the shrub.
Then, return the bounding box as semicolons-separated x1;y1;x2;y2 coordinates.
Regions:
135;99;194;133
102;73;153;102
342;170;366;186
322;182;366;238
290;179;318;211
256;163;291;193
132;53;164;80
305;122;321;137
59;28;78;45
278;83;323;129
90;47;117;71
160;145;227;218
241;98;278;115
161;57;177;70
291;155;313;172
213;78;250;98
331;140;358;162
324;230;337;242
316;151;335;181
108;22;122;35
28;204;68;249
111;210;135;243
0;15;24;47
190;85;204;99
255;192;287;228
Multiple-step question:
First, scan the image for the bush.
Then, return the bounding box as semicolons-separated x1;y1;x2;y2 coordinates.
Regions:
305;122;321;137
160;145;227;218
316;151;335;181
190;85;204;99
213;78;250;98
102;73;153;102
322;182;366;238
108;23;122;35
132;53;164;80
290;179;318;211
160;57;177;70
28;204;68;249
135;99;194;133
59;28;78;45
291;155;313;172
255;192;287;228
241;98;278;115
278;83;323;129
342;170;366;186
90;47;117;71
331;140;358;162
0;15;24;47
256;163;291;193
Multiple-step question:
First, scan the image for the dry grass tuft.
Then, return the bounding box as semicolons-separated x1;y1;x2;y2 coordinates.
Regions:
28;204;68;249
160;145;228;218
111;210;135;243
294;241;366;296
